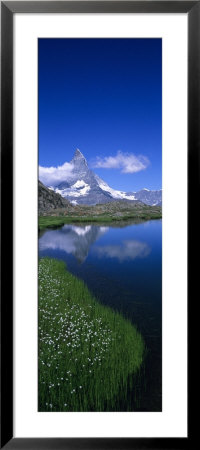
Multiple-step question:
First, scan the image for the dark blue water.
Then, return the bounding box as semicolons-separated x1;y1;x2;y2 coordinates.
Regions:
39;219;162;411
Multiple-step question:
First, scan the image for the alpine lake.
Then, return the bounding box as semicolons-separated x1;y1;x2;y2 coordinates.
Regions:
39;218;162;412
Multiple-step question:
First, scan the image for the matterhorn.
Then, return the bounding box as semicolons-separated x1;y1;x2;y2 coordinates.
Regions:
51;149;162;206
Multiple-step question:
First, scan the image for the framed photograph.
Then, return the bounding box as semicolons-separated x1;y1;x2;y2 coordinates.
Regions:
1;1;197;449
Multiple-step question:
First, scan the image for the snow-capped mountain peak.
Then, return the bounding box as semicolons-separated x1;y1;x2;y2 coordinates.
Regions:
51;149;162;206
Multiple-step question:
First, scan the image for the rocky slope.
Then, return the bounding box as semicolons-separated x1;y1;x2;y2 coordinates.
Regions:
38;180;69;214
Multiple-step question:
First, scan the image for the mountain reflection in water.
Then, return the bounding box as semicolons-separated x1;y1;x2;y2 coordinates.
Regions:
39;224;151;264
39;224;109;263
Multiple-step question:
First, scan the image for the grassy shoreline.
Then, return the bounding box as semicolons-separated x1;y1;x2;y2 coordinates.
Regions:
39;258;144;411
39;212;162;231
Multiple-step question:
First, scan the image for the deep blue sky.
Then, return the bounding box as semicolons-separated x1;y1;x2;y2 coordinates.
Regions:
39;38;162;191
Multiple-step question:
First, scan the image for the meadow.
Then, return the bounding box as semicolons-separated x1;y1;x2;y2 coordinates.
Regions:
38;258;145;411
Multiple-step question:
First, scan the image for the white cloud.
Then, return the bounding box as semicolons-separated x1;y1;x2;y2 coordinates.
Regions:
39;161;74;186
91;151;149;174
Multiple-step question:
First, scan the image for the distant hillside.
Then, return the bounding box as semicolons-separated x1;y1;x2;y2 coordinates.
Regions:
61;200;161;218
38;180;69;214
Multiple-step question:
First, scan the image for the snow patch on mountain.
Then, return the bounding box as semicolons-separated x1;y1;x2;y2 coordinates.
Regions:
72;180;88;189
55;181;91;198
95;175;136;200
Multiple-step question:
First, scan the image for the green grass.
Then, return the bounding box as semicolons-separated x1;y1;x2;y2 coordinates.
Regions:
38;258;144;411
38;215;112;231
39;213;161;231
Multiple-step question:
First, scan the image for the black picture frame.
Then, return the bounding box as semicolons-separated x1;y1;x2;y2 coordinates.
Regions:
0;1;198;449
